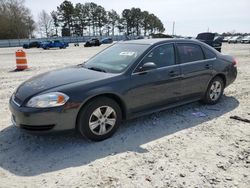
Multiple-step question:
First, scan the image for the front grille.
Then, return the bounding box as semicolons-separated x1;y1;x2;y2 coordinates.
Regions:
20;124;55;131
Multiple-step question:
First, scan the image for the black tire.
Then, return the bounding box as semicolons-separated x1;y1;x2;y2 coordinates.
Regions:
77;97;122;141
84;42;90;47
202;76;224;105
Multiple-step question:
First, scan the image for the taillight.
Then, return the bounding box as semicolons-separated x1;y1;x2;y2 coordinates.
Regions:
232;58;237;67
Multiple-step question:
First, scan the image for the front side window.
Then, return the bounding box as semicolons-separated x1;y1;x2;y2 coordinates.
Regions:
177;43;204;63
141;44;175;68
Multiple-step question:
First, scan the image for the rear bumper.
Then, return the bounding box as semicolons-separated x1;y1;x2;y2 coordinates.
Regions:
226;66;237;87
9;98;77;133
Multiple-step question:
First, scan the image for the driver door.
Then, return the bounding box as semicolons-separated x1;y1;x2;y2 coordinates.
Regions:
126;43;182;113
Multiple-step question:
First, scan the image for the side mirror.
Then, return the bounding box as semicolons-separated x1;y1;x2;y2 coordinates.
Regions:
140;62;157;72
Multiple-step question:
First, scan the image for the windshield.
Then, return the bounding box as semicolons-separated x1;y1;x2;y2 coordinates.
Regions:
84;43;149;73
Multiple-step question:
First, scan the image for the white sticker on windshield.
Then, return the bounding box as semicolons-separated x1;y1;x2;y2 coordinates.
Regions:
120;52;136;56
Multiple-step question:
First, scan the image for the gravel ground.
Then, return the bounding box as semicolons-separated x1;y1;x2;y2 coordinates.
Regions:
0;43;250;188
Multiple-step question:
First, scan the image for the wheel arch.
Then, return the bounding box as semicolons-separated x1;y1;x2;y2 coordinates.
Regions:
214;73;226;87
75;93;127;128
207;73;226;89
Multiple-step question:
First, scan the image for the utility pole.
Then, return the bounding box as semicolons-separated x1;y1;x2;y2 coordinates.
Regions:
172;21;175;36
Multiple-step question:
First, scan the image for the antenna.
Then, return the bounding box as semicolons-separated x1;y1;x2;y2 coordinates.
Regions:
172;21;175;36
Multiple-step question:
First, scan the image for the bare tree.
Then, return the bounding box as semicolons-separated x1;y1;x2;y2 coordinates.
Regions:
38;10;53;38
0;0;35;39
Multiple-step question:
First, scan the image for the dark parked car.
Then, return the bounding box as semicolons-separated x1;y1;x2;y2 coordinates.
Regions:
101;37;113;44
9;39;237;141
41;40;68;49
84;38;101;47
23;41;41;49
196;32;222;52
134;36;144;40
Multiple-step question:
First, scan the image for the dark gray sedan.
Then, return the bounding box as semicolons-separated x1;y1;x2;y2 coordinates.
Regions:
9;39;237;141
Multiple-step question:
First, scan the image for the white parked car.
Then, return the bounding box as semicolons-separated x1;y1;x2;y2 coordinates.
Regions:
228;36;243;44
241;36;250;44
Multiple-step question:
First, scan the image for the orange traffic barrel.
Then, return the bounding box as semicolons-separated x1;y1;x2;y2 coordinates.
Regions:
15;50;28;71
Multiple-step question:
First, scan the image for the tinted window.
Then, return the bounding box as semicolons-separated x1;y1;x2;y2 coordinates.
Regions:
203;47;216;59
85;44;149;73
141;44;175;68
177;44;204;63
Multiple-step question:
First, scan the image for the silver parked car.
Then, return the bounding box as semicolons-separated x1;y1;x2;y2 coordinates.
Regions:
228;36;243;44
241;36;250;44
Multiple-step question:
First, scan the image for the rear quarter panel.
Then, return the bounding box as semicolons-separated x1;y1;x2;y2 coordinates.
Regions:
213;55;237;87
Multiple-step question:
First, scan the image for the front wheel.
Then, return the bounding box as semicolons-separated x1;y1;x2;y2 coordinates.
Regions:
202;77;224;105
77;97;122;141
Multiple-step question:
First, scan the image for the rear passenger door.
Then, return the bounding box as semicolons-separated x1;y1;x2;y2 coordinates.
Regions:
176;43;215;100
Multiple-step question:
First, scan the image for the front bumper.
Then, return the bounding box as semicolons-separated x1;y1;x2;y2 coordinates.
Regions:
9;98;78;133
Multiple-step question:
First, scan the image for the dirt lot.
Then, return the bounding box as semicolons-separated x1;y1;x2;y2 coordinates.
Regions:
0;43;250;188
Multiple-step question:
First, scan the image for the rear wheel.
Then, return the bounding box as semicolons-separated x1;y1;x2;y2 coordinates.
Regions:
77;97;122;141
202;77;224;105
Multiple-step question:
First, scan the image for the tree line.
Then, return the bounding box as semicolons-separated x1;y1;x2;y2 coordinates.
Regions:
47;1;165;37
0;0;165;39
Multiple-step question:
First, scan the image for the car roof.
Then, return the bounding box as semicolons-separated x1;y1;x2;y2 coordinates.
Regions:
120;38;203;45
119;38;219;55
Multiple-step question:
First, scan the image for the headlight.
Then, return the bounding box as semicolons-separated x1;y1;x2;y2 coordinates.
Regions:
26;92;69;108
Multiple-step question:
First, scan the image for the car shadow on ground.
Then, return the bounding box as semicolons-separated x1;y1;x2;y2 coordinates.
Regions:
0;96;239;176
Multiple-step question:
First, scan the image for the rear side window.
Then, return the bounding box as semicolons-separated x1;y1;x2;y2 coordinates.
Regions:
177;43;204;63
203;47;216;59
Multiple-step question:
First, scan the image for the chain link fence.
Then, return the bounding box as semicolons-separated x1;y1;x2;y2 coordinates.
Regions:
0;35;135;48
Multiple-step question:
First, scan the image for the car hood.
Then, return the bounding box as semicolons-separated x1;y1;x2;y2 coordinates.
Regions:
14;66;114;103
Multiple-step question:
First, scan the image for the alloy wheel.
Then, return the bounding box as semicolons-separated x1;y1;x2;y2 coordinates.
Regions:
89;106;116;136
209;81;222;101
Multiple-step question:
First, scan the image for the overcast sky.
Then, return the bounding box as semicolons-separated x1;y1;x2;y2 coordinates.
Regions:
25;0;250;36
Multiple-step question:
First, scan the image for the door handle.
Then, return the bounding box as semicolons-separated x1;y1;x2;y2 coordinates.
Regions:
169;70;179;77
205;64;212;69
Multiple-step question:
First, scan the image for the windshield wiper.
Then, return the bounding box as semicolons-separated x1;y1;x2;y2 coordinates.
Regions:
77;62;86;67
87;67;107;73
